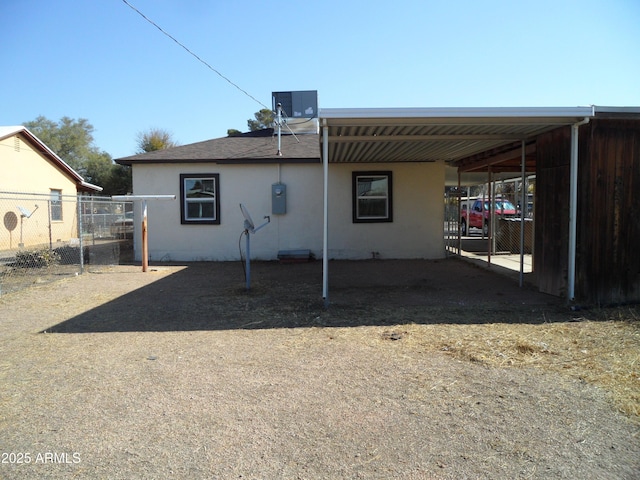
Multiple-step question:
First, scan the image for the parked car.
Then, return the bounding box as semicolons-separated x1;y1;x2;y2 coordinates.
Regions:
111;211;134;239
460;197;517;236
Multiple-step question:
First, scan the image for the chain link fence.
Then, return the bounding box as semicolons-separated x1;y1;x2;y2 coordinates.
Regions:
0;191;133;296
445;180;535;271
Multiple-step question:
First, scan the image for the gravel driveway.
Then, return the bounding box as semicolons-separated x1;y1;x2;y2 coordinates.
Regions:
1;259;638;479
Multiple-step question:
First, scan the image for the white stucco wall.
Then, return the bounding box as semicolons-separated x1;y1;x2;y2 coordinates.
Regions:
327;162;445;260
132;161;445;262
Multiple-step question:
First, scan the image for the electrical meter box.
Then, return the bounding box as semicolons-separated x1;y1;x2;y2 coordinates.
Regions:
272;183;286;215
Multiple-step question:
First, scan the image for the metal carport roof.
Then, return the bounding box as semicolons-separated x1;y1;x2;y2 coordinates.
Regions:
317;106;596;306
319;106;595;185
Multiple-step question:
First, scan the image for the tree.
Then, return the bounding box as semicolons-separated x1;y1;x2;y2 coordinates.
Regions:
84;151;132;195
247;108;274;131
136;128;178;153
98;163;132;195
23;116;131;195
24;116;97;175
84;152;113;188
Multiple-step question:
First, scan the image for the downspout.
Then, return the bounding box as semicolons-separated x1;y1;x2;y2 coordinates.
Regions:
567;116;591;302
322;121;330;307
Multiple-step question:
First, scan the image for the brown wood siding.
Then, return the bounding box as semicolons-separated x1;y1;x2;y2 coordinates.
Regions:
535;127;571;297
576;119;640;304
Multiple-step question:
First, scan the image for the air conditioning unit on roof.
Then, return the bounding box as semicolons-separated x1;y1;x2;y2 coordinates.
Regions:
272;90;318;134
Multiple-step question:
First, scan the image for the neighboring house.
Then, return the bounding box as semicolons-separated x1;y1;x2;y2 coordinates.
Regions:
0;126;102;250
116;106;640;305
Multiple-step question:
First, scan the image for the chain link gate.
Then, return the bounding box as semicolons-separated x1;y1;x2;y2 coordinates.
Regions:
0;191;133;296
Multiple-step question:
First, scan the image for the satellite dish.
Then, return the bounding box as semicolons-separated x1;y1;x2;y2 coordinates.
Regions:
14;205;38;247
17;205;38;218
238;203;270;290
240;203;255;232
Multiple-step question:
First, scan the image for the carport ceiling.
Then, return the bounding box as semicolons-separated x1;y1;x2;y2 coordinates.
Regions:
319;107;594;173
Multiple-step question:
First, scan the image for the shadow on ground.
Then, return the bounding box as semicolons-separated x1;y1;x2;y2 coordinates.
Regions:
43;257;568;333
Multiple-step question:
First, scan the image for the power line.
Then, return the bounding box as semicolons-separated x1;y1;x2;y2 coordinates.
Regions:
121;0;269;110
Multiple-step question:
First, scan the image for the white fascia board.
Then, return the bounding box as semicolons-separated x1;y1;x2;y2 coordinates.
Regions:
81;181;103;192
319;106;595;120
0;125;25;141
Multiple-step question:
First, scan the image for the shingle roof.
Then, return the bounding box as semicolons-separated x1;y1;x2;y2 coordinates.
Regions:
115;129;320;165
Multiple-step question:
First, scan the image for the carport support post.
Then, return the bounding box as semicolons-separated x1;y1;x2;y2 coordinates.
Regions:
519;140;526;287
457;170;461;255
487;168;492;266
322;122;330;307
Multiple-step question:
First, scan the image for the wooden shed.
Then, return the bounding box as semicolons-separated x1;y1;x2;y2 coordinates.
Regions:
450;107;640;305
536;110;640;304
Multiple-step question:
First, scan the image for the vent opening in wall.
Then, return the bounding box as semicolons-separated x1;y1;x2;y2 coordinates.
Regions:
14;137;20;152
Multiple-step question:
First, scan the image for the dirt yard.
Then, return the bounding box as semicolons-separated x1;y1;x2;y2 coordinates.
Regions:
0;258;638;479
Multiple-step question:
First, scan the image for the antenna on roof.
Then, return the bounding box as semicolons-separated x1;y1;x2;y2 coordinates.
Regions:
273;101;300;156
276;103;283;156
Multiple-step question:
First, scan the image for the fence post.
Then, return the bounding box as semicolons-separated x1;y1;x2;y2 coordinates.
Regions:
77;195;84;275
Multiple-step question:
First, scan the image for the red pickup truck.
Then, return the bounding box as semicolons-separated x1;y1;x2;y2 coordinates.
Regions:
460;197;517;236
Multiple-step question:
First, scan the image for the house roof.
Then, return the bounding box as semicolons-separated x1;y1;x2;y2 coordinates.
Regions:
0;126;103;193
115;129;320;165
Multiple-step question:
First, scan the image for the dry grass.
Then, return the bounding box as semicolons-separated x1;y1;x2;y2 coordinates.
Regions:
380;307;640;419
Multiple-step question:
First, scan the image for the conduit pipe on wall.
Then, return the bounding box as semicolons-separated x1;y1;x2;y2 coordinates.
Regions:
567;117;591;302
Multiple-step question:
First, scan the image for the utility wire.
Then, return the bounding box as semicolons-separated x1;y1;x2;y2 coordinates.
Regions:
121;0;269;110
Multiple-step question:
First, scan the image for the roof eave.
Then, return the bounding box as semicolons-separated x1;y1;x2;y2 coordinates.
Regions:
116;157;320;165
78;181;103;193
319;106;596;120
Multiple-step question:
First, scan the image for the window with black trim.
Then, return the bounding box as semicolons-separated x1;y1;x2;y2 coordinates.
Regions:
352;171;392;223
180;174;220;224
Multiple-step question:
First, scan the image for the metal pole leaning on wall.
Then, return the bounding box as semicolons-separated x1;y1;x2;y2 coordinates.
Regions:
112;195;176;272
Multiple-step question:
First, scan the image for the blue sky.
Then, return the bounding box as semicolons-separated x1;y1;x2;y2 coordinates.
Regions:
1;0;639;159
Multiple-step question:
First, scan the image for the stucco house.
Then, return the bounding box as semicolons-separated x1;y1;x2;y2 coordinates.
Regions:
116;106;640;305
116;127;444;263
0;126;102;250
